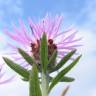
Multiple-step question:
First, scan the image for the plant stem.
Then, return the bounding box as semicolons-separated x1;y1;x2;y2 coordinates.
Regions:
29;65;42;96
41;71;48;96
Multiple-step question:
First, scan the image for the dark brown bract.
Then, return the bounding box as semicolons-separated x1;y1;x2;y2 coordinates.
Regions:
31;39;57;66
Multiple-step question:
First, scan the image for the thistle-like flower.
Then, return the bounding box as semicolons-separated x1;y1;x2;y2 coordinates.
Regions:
0;64;14;84
2;14;82;96
4;14;81;69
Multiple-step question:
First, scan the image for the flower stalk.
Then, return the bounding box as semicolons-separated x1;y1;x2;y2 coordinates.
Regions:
29;64;42;96
41;72;48;96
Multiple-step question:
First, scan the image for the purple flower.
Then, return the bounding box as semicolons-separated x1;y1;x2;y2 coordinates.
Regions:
0;64;14;84
3;14;82;68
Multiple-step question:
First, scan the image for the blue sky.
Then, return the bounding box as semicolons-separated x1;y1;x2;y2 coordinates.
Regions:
0;0;96;96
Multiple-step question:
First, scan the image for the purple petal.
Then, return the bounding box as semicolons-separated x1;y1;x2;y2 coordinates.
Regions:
0;75;15;84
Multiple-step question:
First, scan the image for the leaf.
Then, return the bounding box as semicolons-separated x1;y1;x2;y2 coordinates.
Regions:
61;86;70;96
60;76;74;82
48;76;74;82
22;78;29;81
48;50;57;71
40;32;48;72
3;57;29;79
18;48;36;65
48;50;57;65
29;64;42;96
48;55;81;92
52;50;76;72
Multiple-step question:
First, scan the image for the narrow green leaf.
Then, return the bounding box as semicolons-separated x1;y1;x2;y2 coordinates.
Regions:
40;32;48;72
52;50;76;71
48;76;74;82
48;50;57;71
60;76;74;82
3;57;29;79
22;78;29;81
29;64;42;96
48;50;57;65
18;48;36;65
48;55;81;92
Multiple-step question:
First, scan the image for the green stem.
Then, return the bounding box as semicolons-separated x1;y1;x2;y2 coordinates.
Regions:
29;65;42;96
41;71;48;96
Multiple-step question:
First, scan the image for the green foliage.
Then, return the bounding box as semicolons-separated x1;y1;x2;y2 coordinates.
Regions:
29;64;42;96
3;57;29;80
40;33;48;73
49;76;74;82
48;55;82;92
60;76;75;82
51;50;76;72
18;48;36;65
48;50;57;71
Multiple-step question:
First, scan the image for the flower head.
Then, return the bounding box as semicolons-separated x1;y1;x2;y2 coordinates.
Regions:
4;14;82;68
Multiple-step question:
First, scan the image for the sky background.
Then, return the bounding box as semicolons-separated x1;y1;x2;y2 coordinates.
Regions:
0;0;96;96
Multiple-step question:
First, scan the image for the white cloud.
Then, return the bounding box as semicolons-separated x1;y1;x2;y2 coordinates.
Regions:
87;88;96;96
78;28;96;54
0;79;28;96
